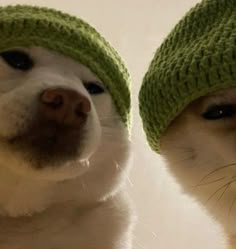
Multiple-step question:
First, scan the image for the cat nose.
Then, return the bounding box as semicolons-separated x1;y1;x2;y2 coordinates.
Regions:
39;88;91;127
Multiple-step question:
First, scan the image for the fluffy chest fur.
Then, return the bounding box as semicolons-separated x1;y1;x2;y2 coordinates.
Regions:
0;161;133;249
0;193;132;249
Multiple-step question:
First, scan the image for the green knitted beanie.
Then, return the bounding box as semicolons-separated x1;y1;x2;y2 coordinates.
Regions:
139;0;236;152
0;5;130;127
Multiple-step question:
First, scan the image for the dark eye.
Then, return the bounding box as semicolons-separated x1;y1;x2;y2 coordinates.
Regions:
0;50;34;71
202;105;236;120
83;82;104;95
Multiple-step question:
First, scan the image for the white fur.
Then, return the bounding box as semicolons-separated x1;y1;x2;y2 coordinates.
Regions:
161;88;236;249
0;47;133;248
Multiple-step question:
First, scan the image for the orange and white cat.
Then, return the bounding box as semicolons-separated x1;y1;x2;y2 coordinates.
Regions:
161;87;236;248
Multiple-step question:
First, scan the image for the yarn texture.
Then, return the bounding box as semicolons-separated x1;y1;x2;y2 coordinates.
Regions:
139;0;236;152
0;5;131;126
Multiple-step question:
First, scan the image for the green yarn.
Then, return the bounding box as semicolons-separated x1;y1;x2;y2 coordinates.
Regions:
139;0;236;152
0;5;131;127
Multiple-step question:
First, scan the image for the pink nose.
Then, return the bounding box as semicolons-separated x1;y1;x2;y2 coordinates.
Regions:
39;88;91;127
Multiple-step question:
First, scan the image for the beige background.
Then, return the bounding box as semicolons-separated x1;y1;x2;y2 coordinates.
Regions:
0;0;227;248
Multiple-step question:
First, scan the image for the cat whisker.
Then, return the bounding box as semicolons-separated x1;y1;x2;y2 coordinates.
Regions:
198;163;236;184
228;196;236;218
194;177;226;188
205;179;236;205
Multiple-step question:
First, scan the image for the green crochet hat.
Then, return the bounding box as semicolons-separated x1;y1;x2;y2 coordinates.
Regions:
139;0;236;152
0;5;130;127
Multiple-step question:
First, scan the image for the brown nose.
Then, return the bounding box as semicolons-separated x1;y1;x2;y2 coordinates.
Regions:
39;88;91;127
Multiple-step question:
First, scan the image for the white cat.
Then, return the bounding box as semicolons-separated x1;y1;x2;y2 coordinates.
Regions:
0;47;133;249
161;87;236;248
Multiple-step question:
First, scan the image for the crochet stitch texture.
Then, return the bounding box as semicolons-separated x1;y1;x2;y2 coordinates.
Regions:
0;5;131;126
139;0;236;152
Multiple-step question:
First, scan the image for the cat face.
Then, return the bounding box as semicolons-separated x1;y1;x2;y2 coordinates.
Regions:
0;47;129;181
161;87;236;234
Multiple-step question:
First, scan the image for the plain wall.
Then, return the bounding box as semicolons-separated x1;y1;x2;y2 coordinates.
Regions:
0;0;228;248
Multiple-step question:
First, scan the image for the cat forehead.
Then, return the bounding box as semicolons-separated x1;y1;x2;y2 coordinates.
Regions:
184;87;236;115
200;88;236;110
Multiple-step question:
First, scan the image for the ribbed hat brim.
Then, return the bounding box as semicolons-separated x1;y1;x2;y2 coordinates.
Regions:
139;0;236;152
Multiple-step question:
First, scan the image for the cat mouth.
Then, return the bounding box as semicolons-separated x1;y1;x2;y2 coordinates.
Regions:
7;121;86;169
